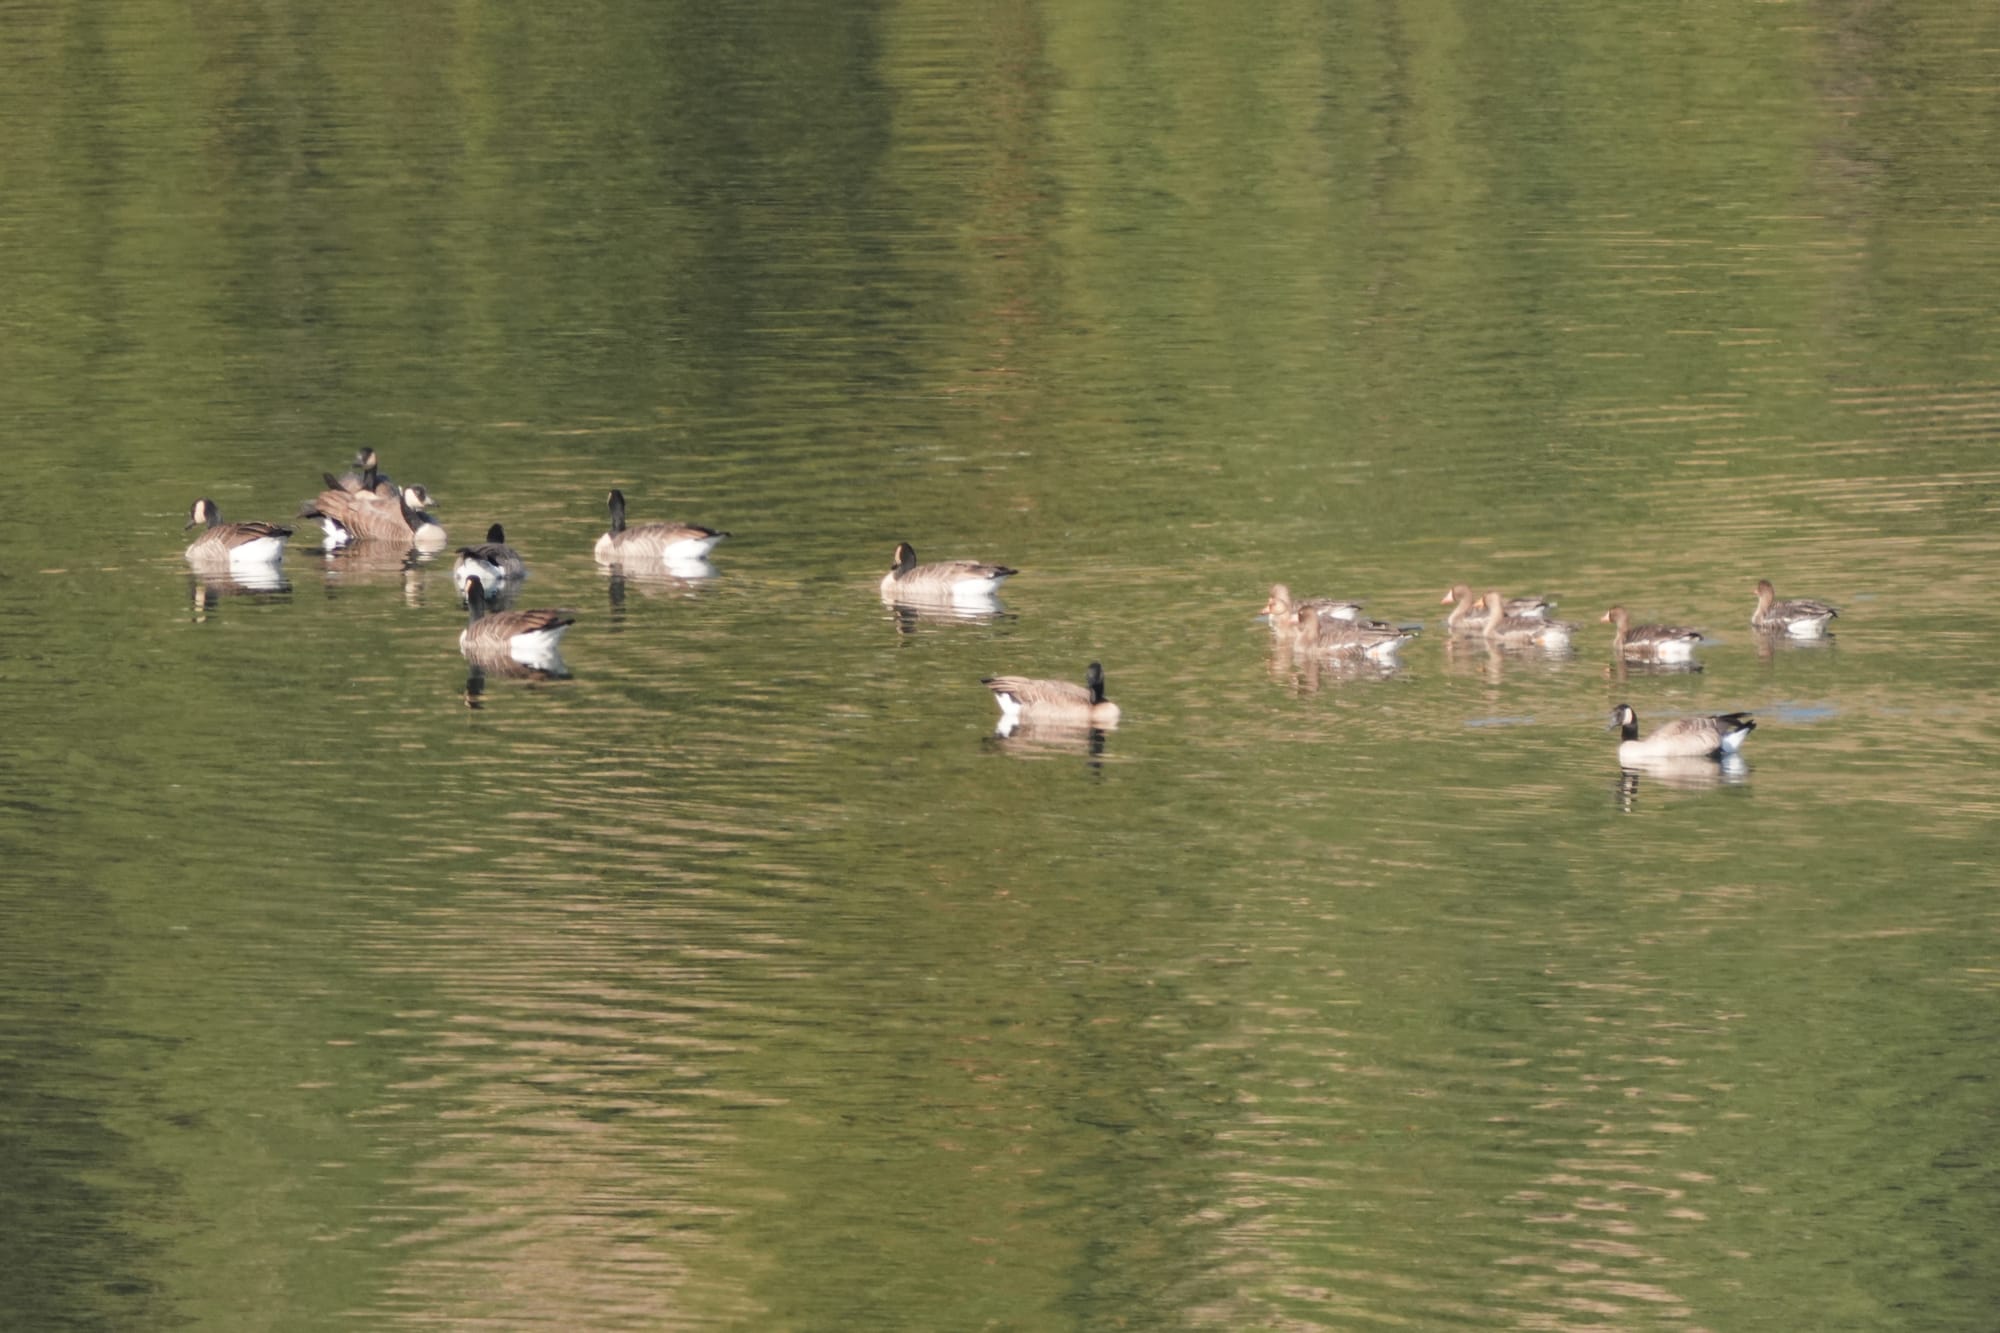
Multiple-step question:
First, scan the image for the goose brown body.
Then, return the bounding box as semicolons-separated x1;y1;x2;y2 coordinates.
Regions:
460;577;574;666
1751;579;1838;636
879;542;1017;602
1601;605;1703;661
981;662;1121;728
1612;702;1755;762
1478;589;1576;646
183;498;292;565
1441;583;1553;631
1263;583;1367;628
1288;605;1419;659
301;482;445;548
594;489;728;567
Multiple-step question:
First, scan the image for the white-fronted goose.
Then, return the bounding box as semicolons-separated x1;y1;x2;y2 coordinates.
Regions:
1611;702;1755;763
1751;579;1838;636
452;523;528;593
594;489;728;567
1478;589;1576;646
879;542;1017;603
1290;604;1419;661
460;577;574;668
1263;583;1367;629
981;662;1121;729
300;482;445;549
1441;583;1553;632
183;498;292;567
1601;606;1703;661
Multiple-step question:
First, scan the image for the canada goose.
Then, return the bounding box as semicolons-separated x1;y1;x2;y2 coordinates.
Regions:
1441;583;1553;631
981;662;1121;729
300;482;445;549
1478;589;1576;646
594;489;728;567
1600;606;1703;661
1290;604;1419;660
332;448;395;497
879;542;1017;603
183;498;292;567
460;577;574;668
1263;583;1368;629
452;523;528;593
1611;702;1755;762
1751;579;1838;636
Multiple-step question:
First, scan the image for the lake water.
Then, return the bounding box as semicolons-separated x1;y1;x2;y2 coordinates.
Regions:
3;2;1997;1329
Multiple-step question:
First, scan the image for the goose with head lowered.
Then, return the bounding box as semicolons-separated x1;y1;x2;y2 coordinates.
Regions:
183;498;292;568
594;489;729;568
452;523;528;595
1600;605;1703;661
460;577;574;669
1751;579;1838;636
1610;702;1755;763
981;662;1121;730
879;542;1017;604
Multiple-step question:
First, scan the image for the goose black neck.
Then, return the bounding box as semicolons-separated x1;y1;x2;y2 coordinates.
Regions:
608;490;627;535
487;523;506;544
466;579;489;622
1086;663;1105;704
1615;708;1639;742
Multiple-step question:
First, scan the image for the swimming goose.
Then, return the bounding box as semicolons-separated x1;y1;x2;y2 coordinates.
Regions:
184;492;292;564
183;498;292;567
452;523;528;593
1263;583;1368;628
1441;583;1553;631
1600;606;1703;661
460;577;574;668
1478;589;1576;646
879;542;1017;603
1611;702;1755;763
1290;604;1420;660
594;489;729;567
300;482;446;549
981;662;1121;729
1751;579;1838;636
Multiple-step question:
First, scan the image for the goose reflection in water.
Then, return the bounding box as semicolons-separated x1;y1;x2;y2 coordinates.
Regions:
886;596;1011;635
188;570;292;620
1268;637;1401;693
1616;754;1750;808
318;539;436;607
603;564;718;629
987;716;1112;767
463;656;572;709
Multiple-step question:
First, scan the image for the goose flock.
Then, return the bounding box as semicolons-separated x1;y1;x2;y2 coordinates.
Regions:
180;449;1840;766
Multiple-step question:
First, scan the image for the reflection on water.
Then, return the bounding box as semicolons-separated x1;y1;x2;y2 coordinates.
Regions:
6;0;2000;1329
1617;754;1753;808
